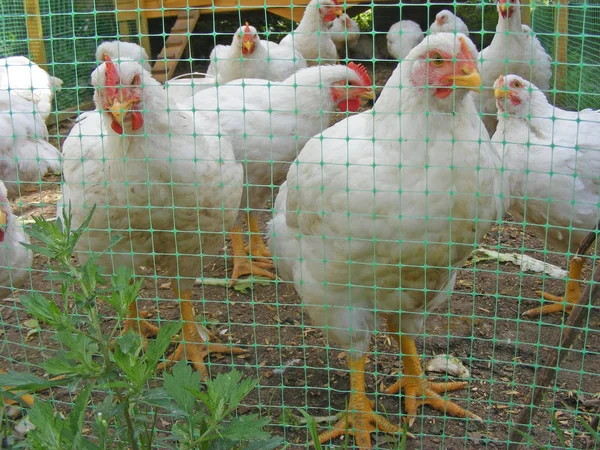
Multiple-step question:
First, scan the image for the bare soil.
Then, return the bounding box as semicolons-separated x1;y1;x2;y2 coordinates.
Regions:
1;62;599;449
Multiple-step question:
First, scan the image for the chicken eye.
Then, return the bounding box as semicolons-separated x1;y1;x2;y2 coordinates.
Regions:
431;53;444;66
512;80;522;88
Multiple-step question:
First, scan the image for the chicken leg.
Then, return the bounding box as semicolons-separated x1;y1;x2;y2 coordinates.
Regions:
522;256;583;318
384;326;482;425
121;279;159;339
245;214;275;261
122;301;160;339
158;284;245;379
229;216;276;285
316;356;401;449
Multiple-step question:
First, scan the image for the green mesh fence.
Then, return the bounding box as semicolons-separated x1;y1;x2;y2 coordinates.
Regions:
0;0;118;111
532;0;600;110
0;1;599;449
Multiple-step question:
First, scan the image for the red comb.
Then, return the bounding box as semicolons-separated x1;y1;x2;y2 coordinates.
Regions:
103;54;120;87
496;75;505;87
458;36;474;62
244;22;251;32
348;62;372;86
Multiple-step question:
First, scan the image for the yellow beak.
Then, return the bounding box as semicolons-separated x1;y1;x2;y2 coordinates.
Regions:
334;7;344;16
109;98;136;123
0;209;6;232
494;88;507;99
450;67;481;92
359;89;376;101
242;40;254;52
499;4;508;13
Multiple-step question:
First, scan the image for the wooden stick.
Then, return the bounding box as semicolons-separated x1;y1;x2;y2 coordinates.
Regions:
508;223;600;448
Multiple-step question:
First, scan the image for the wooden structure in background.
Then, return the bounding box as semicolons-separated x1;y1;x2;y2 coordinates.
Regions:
115;0;387;81
24;0;47;67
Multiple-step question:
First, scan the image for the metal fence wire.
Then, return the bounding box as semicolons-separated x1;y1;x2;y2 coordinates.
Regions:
0;0;599;449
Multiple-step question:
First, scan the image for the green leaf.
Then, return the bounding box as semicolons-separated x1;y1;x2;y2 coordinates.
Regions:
26;398;63;449
298;409;322;450
0;371;49;388
116;331;142;356
163;361;200;416
204;370;257;419
551;414;567;447
199;277;271;294
20;292;64;327
576;414;600;440
65;383;93;439
144;322;181;373
141;388;187;415
41;355;80;377
219;414;270;442
242;437;285;450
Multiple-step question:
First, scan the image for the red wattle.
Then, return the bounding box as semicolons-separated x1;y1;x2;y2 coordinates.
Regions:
131;112;144;131
111;120;123;134
338;98;360;112
434;88;453;99
0;229;5;242
323;12;336;22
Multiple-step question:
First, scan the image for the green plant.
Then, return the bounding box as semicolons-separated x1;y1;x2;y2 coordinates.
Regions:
0;207;282;449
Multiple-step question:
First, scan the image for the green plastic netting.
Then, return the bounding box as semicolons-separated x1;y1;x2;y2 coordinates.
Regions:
0;0;118;111
0;1;599;449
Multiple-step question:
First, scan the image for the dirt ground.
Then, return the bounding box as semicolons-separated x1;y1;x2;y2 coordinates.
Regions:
1;62;599;449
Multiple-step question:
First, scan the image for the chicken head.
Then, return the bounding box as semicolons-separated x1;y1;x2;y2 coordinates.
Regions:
319;0;343;23
498;0;518;19
435;10;451;27
494;74;543;117
409;34;480;99
238;22;259;55
329;62;376;112
95;54;144;134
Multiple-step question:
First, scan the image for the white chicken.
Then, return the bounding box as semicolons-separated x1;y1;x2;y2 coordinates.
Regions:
268;33;504;448
430;10;470;36
0;56;63;123
207;23;268;83
208;23;306;84
493;74;600;318
477;0;552;135
61;55;244;378
95;40;152;72
386;20;425;60
0;90;61;199
186;63;375;283
0;180;31;299
279;0;342;66
327;13;360;56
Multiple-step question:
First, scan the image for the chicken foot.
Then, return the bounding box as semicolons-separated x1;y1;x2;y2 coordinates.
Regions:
229;220;276;285
384;330;482;425
316;355;404;449
121;301;160;339
522;256;584;318
157;286;245;379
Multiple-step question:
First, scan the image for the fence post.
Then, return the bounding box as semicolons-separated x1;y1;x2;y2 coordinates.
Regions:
23;0;47;66
554;0;569;93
